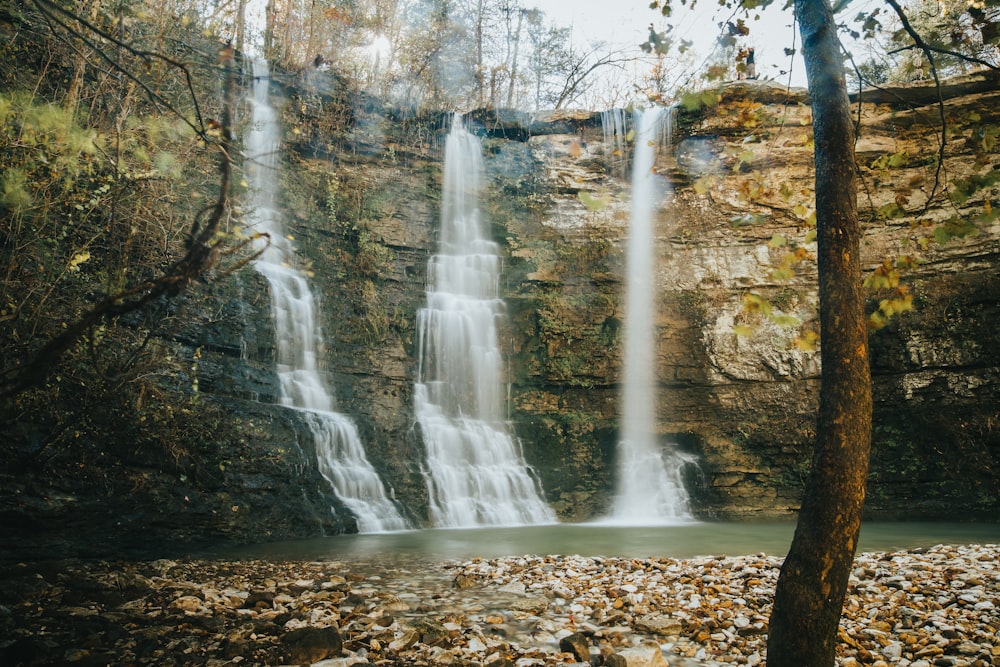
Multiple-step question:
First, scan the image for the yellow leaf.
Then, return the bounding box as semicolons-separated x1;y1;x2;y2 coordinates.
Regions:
693;177;710;195
742;292;772;315
768;313;800;327
869;311;889;330
578;190;608;211
68;250;91;271
733;324;755;337
793;329;819;351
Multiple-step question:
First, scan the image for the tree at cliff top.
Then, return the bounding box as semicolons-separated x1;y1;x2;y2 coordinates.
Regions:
251;0;635;110
859;0;999;83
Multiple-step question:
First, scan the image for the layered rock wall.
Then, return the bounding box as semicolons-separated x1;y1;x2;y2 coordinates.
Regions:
249;74;999;523
10;74;995;559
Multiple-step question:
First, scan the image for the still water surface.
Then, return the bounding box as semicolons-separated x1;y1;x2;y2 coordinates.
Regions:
220;521;1000;562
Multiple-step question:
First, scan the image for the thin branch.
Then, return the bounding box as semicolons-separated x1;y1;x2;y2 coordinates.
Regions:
31;0;210;139
885;43;1000;73
884;0;948;211
0;51;239;401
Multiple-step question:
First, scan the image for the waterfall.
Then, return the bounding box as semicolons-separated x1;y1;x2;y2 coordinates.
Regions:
608;106;696;525
246;58;409;533
414;115;555;528
601;108;629;179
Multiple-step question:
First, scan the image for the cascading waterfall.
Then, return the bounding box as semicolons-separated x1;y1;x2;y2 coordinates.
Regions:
608;106;696;525
246;57;409;533
414;115;555;528
601;108;629;179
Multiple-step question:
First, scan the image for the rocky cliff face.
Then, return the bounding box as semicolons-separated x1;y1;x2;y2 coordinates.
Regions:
234;73;997;525
9;73;995;559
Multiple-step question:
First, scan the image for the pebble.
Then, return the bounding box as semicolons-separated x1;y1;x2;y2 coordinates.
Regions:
0;544;997;666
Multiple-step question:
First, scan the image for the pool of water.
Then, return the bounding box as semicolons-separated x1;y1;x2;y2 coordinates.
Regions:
216;520;1000;562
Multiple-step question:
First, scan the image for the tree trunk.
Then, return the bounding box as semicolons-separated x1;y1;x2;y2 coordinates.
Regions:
475;0;484;107
506;8;523;107
766;0;873;665
235;0;247;56
65;0;102;113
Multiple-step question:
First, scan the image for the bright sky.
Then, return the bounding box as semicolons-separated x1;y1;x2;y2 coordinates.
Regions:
534;0;876;91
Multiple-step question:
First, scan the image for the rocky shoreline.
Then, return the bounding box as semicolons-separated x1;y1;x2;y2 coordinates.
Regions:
1;544;997;666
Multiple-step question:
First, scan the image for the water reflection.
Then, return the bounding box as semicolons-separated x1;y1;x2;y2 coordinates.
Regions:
214;521;1000;563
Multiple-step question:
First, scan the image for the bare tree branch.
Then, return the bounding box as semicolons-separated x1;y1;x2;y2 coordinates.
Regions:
883;0;950;211
31;0;211;139
0;8;247;401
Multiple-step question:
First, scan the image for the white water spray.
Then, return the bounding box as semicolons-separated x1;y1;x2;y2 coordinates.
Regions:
607;106;695;525
414;115;555;528
246;57;409;533
601;108;629;179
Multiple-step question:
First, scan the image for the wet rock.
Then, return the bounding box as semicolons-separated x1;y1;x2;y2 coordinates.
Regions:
615;641;669;667
282;625;343;663
605;654;629;667
558;632;590;662
633;613;682;636
388;627;420;652
3;544;999;667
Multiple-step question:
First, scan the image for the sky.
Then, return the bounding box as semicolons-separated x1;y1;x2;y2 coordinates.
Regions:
534;0;874;91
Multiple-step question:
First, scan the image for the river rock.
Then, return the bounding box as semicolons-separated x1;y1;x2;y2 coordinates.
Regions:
616;641;670;667
558;632;591;662
4;544;1000;667
282;625;343;663
633;613;683;636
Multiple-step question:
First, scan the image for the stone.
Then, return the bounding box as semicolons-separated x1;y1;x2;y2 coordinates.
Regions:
5;544;1000;667
633;613;682;636
558;632;590;662
387;628;420;652
282;625;343;663
170;595;202;613
615;642;670;667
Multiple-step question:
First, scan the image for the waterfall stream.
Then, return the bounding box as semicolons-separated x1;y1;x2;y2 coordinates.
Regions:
607;106;696;525
246;58;409;533
414;116;555;528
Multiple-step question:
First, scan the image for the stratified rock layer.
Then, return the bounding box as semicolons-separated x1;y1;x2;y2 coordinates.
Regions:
276;75;998;524
3;74;997;556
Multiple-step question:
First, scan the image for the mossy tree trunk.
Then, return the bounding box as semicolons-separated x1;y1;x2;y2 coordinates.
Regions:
766;0;873;664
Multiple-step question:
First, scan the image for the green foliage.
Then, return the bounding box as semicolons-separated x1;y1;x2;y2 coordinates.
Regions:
578;190;610;211
324;174;395;279
679;89;721;111
1;168;32;212
865;258;915;329
737;291;803;334
880;0;1000;82
869;150;909;171
950;169;1000;205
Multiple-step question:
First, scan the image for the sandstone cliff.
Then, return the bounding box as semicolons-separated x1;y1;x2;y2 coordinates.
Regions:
4;72;997;558
245;72;998;523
